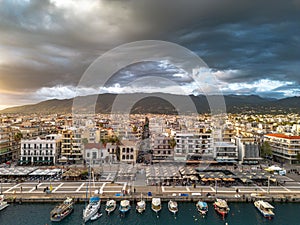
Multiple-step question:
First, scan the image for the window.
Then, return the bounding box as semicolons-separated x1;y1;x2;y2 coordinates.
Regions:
130;155;133;159
87;152;90;158
92;152;97;159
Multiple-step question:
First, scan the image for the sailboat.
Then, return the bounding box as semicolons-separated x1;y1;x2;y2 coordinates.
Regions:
82;165;101;223
136;194;146;214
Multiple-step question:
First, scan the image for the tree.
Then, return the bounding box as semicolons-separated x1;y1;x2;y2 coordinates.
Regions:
260;141;272;158
14;132;23;142
296;152;300;163
169;137;176;149
82;138;88;145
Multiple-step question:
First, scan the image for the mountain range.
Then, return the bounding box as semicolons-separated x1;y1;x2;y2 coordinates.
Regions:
1;93;300;114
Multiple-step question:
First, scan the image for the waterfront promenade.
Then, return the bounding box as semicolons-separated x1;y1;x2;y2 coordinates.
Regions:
1;162;300;203
2;180;300;203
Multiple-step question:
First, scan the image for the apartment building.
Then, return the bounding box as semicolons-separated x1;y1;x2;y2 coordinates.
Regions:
59;129;83;164
0;126;11;163
20;134;61;165
174;132;213;161
152;134;174;163
264;133;300;164
214;141;238;163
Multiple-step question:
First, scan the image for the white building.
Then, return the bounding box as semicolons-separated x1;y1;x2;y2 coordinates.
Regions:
84;143;108;165
235;135;260;164
214;141;238;163
174;132;213;161
20;134;62;165
264;133;300;164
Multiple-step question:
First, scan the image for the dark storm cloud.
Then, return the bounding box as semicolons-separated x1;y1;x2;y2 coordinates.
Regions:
0;0;300;108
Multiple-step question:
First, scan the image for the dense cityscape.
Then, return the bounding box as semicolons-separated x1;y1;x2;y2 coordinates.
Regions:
1;112;300;167
1;0;300;224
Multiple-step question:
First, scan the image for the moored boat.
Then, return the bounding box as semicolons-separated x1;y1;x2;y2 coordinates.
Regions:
82;196;101;222
196;201;208;215
0;195;9;211
50;197;74;222
151;198;161;213
168;200;178;214
254;200;275;218
213;198;230;218
105;199;117;215
119;200;131;214
136;195;146;214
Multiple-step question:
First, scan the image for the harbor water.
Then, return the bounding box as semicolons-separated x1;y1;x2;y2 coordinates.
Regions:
0;202;299;225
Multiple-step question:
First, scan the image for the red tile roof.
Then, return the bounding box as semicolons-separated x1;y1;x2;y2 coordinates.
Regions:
265;133;300;139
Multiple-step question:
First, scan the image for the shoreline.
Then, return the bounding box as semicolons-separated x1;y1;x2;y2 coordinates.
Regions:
5;192;300;204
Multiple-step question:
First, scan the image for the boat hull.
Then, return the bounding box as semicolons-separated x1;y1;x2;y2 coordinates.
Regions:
168;201;178;214
105;200;116;214
255;206;274;218
136;201;146;214
213;203;229;217
0;203;9;211
196;201;208;215
83;200;101;222
50;208;73;222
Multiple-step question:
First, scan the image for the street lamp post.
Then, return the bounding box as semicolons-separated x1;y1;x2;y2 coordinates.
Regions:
267;176;270;194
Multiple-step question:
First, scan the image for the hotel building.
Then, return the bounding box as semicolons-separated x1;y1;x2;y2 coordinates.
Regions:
264;133;300;164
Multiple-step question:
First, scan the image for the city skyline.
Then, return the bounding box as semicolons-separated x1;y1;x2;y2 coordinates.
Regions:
1;0;300;110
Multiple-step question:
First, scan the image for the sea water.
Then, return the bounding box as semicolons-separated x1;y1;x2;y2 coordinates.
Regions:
0;202;299;225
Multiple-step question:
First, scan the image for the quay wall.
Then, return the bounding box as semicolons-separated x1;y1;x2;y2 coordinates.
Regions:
6;194;300;204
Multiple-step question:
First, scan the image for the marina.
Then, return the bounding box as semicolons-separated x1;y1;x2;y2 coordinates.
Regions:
0;201;299;225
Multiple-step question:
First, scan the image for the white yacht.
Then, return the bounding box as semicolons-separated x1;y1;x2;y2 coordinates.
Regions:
105;199;116;215
0;195;9;211
82;196;101;222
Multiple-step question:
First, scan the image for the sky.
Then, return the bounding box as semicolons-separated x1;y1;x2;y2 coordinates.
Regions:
0;0;300;110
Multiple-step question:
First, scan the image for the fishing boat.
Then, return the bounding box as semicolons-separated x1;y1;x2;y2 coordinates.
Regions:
196;201;208;215
0;195;9;211
90;212;102;221
254;200;275;218
136;194;146;214
213;198;230;217
105;199;116;215
50;197;74;222
119;200;131;214
168;200;178;214
82;196;101;222
151;198;161;213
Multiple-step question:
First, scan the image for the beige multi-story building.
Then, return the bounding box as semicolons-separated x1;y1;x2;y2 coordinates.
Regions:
119;140;138;163
0;126;12;163
59;129;83;164
264;133;300;164
20;134;61;165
